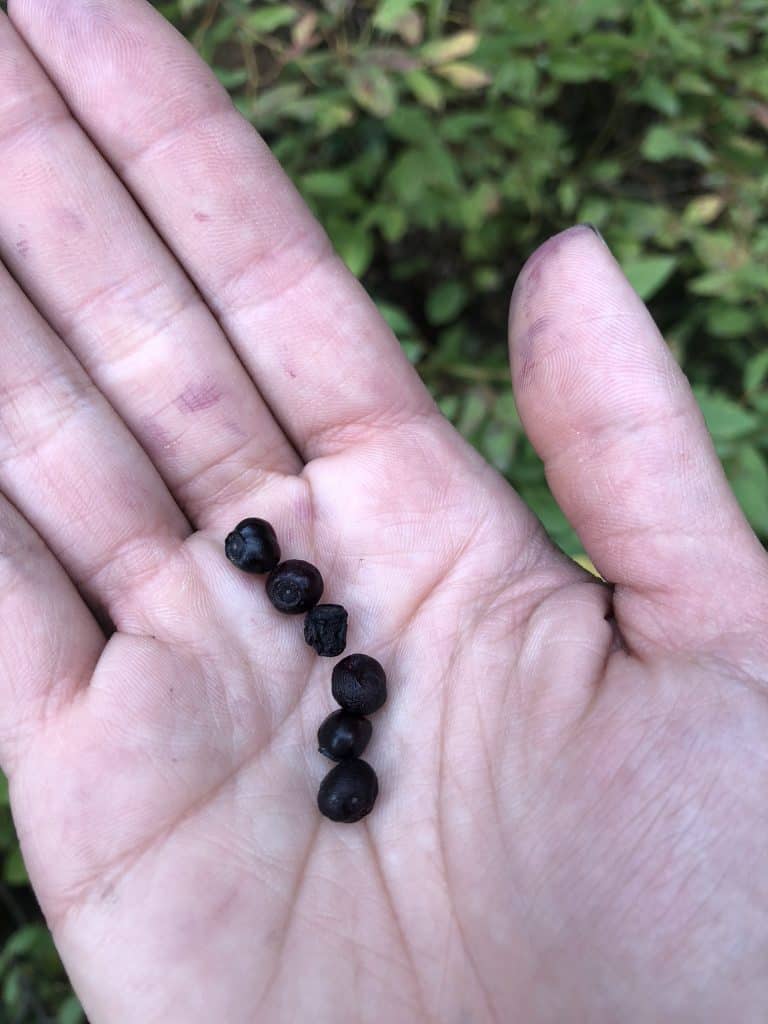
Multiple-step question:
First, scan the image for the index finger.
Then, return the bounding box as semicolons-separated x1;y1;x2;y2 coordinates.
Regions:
9;0;438;461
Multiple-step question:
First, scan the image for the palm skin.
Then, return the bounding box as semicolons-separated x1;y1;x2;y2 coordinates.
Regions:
1;3;768;1022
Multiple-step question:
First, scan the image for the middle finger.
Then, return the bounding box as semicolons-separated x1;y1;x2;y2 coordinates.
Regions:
0;14;300;528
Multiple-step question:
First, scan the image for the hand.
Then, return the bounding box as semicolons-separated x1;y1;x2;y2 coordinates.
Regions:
1;3;767;1022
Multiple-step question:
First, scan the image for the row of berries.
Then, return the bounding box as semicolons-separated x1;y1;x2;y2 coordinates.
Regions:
224;518;384;823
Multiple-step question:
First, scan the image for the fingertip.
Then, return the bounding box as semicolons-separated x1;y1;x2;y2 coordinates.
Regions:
509;224;610;328
509;223;649;403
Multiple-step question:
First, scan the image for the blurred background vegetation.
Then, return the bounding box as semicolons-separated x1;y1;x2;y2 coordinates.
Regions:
2;0;768;1018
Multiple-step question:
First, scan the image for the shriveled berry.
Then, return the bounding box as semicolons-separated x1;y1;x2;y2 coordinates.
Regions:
304;604;348;657
266;560;324;614
332;653;387;715
318;709;372;761
317;758;378;823
225;518;281;574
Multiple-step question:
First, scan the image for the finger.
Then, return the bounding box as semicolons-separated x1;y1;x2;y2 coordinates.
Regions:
0;492;103;773
0;257;188;627
509;225;768;652
8;0;438;461
0;12;299;528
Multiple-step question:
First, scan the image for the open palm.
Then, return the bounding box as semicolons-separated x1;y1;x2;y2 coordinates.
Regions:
1;2;767;1021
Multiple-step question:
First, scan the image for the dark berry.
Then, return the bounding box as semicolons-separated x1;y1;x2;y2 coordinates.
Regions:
332;654;387;715
266;560;324;614
304;604;348;657
225;518;280;574
317;758;378;823
318;710;372;761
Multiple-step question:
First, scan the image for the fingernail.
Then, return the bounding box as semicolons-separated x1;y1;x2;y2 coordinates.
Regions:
581;222;607;245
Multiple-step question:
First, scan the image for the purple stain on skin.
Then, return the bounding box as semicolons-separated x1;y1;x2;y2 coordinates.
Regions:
223;418;247;440
516;315;551;389
516;224;596;297
138;415;179;452
175;380;223;413
56;208;86;235
194;211;211;222
520;226;590;290
14;239;30;259
511;225;599;378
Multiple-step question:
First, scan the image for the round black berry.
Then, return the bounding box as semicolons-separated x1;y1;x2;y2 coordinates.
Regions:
332;654;387;715
225;518;281;574
318;710;372;761
266;559;324;614
317;758;378;823
304;604;348;657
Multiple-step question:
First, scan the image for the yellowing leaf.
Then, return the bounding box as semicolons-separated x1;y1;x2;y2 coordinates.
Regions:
683;194;725;226
421;30;479;66
435;62;491;90
395;11;423;46
573;554;603;579
292;11;318;48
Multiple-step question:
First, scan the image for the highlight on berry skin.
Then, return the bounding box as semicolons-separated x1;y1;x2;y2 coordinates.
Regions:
317;759;379;823
267;559;324;614
224;518;281;574
317;709;372;761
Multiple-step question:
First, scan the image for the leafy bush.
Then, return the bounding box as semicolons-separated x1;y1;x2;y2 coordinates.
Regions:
2;0;767;1017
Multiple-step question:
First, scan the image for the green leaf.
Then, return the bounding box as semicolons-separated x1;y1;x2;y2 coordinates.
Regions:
347;66;397;117
693;389;758;441
251;83;305;123
3;968;21;1011
642;125;712;164
0;773;8;807
57;995;86;1024
633;76;680;116
623;256;676;300
706;305;754;339
548;52;606;82
373;0;418;32
0;925;51;968
744;350;768;393
401;338;425;363
244;5;297;33
425;281;469;324
376;204;408;242
300;170;351;198
376;301;416;336
3;845;27;885
689;271;737;298
213;67;248;90
521;485;577;550
330;224;374;277
403;69;444;109
2;843;26;884
729;446;768;534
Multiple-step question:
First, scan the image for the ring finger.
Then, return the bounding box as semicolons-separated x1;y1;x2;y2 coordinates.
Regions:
0;256;188;629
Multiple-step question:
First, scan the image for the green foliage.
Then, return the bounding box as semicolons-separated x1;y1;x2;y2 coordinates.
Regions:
3;0;768;1017
183;0;768;554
